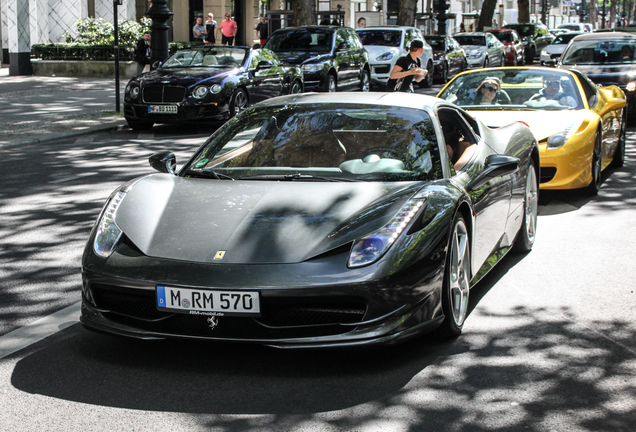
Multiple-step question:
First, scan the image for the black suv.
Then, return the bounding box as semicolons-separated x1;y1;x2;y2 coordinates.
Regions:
503;23;553;64
264;26;371;92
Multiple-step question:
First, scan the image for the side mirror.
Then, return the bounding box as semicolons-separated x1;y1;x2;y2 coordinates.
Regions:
152;60;162;70
256;60;273;70
337;42;349;51
466;154;518;191
149;151;177;174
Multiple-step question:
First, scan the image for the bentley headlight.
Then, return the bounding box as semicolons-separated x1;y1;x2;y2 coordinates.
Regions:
376;52;394;61
193;85;209;99
94;191;126;258
547;121;579;149
130;86;140;99
210;84;222;94
348;199;425;268
626;82;636;92
302;63;323;73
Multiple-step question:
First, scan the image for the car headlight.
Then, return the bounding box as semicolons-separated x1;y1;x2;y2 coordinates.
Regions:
469;51;482;58
376;52;394;61
348;199;425;268
130;86;140;99
626;82;636;92
541;50;549;56
547;121;579;149
302;64;323;73
192;85;209;99
210;84;222;94
93;191;126;258
505;46;512;53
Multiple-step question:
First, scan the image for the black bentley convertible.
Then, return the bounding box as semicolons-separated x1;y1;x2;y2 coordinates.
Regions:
123;46;303;130
82;92;539;348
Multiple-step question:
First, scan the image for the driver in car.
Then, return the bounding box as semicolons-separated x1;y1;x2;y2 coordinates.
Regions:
530;76;577;107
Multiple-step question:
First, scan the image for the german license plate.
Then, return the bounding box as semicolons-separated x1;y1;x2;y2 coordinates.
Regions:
148;105;178;114
156;286;260;316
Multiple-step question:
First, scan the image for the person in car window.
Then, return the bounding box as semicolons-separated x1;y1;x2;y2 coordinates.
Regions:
386;39;428;92
472;78;500;105
530;76;577;107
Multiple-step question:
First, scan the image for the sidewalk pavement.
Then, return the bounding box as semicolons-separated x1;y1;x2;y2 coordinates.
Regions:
0;67;128;148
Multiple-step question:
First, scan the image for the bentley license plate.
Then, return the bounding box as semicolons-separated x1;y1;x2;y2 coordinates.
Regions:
156;286;260;316
148;105;178;114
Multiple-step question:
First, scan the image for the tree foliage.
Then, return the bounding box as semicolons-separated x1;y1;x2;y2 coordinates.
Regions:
63;17;152;47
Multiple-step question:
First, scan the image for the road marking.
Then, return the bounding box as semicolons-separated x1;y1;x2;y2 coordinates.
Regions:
0;302;80;360
49;172;97;184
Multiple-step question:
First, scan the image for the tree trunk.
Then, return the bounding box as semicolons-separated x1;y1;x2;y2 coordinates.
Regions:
292;0;316;26
590;0;598;29
611;0;617;27
518;0;531;23
397;0;418;26
478;0;498;30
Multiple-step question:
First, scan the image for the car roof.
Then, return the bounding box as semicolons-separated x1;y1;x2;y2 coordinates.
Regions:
456;32;487;36
356;26;414;30
487;29;516;33
272;26;343;32
571;31;636;41
255;92;443;112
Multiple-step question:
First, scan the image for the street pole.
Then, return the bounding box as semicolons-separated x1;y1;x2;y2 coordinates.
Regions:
602;0;606;28
114;0;122;113
146;0;174;67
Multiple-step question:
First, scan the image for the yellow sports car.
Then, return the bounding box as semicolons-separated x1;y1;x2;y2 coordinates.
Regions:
437;67;626;194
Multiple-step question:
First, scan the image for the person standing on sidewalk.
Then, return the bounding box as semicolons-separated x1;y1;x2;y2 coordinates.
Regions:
134;32;151;74
193;17;206;42
385;39;427;92
220;13;238;46
255;16;269;47
205;13;217;45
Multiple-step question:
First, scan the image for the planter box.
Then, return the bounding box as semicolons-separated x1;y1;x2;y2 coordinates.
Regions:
31;59;139;78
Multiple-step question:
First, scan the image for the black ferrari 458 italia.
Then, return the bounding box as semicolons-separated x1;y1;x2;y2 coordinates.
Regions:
82;92;539;348
123;46;303;130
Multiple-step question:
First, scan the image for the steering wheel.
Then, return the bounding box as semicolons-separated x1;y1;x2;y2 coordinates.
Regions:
361;148;401;160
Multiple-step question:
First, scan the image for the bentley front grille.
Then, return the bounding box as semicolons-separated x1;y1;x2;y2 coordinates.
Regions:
142;86;187;103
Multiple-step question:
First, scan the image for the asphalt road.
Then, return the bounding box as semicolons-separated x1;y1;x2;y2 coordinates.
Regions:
0;105;635;431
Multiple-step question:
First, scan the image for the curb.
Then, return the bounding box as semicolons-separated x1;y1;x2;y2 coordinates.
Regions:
0;120;127;149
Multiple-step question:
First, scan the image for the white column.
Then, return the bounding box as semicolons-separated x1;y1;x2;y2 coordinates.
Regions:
48;0;88;43
30;0;50;45
95;0;136;22
6;0;32;74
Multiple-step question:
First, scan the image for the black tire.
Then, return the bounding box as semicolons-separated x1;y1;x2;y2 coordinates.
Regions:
229;88;248;117
326;74;337;93
289;79;303;95
610;110;626;168
483;57;489;68
126;119;154;131
435;214;471;339
360;69;370;92
584;131;602;196
527;47;535;65
513;160;538;252
422;61;434;88
520;50;526;65
441;62;449;83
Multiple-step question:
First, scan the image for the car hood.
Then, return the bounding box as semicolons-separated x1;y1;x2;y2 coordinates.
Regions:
137;67;239;86
114;174;421;264
544;45;566;55
463;46;486;54
273;52;332;65
364;46;401;59
560;64;636;87
468;110;585;141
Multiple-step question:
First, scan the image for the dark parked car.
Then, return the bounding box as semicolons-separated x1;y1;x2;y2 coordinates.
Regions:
81;92;539;348
425;34;467;83
502;23;553;64
264;25;370;92
558;31;636;115
487;29;525;66
123;46;303;130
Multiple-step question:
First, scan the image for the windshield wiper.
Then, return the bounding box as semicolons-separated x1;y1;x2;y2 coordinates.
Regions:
240;173;356;182
185;169;235;180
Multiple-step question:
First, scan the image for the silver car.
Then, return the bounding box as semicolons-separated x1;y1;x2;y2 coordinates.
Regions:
540;31;584;65
356;26;434;88
454;32;505;68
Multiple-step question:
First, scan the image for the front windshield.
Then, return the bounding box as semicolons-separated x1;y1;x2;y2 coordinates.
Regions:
427;38;445;50
493;32;514;43
162;47;247;68
561;39;636;65
186;104;442;182
455;35;486;46
553;33;580;44
504;25;533;37
265;29;333;52
438;69;584;110
356;30;402;47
